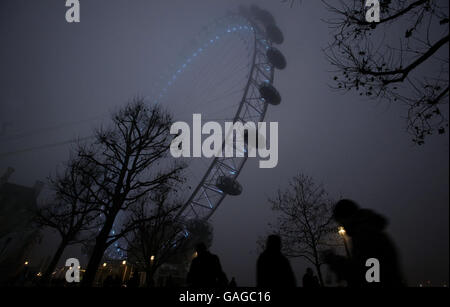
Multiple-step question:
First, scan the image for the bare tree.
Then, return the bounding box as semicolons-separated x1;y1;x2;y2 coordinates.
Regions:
35;157;100;284
74;99;186;286
125;193;215;287
265;173;337;287
323;0;449;144
123;186;186;287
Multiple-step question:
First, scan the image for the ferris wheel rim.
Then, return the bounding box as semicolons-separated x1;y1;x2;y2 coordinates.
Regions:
167;9;284;225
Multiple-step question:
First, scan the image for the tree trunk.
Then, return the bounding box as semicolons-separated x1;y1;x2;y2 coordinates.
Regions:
315;263;325;287
81;216;116;287
145;264;154;288
311;243;325;287
41;239;68;285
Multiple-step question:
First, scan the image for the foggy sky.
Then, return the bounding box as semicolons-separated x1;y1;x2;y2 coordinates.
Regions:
0;0;448;286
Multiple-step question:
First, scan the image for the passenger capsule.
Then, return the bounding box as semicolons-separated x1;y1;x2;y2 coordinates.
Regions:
265;24;284;44
259;83;281;105
266;47;287;70
250;5;276;26
216;176;243;196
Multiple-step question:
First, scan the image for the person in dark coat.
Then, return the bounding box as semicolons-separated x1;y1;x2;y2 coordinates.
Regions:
127;271;140;288
325;199;404;287
187;242;228;287
103;275;114;287
256;235;296;288
302;268;320;288
228;277;237;288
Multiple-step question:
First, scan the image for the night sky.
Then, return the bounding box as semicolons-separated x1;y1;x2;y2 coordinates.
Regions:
0;0;448;286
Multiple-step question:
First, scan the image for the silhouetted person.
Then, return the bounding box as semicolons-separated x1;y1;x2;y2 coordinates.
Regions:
325;199;404;287
127;271;140;288
256;235;296;288
229;277;237;288
103;275;114;287
303;268;320;288
166;275;174;287
187;242;228;287
112;275;122;287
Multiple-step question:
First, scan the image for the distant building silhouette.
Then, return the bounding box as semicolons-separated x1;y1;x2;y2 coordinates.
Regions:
0;167;43;284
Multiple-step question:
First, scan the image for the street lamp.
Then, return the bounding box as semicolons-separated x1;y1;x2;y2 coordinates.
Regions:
103;262;107;267
150;255;155;261
121;260;128;283
24;261;29;266
338;226;351;258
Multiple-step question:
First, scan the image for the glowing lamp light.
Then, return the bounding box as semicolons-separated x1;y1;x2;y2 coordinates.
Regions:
338;226;346;236
150;255;155;261
24;261;29;266
122;260;127;265
102;262;107;267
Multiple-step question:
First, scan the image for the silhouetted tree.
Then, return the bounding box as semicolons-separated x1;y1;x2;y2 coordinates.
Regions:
181;219;214;255
163;219;214;269
123;185;186;287
35;157;100;284
75;99;186;286
323;0;449;144
264;173;337;286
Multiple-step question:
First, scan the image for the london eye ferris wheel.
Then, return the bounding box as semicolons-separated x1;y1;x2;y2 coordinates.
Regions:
102;5;288;258
149;5;287;229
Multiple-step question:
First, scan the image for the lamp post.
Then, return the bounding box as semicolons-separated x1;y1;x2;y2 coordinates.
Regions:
338;226;351;258
122;260;128;284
